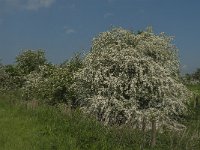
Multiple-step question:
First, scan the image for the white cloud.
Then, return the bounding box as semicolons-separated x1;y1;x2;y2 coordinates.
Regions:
64;27;76;34
0;0;56;11
104;12;114;18
24;0;55;10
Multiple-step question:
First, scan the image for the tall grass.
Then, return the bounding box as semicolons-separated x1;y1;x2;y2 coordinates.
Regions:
0;93;143;150
0;85;200;150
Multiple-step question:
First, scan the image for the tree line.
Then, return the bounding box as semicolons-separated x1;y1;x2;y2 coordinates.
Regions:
182;68;200;85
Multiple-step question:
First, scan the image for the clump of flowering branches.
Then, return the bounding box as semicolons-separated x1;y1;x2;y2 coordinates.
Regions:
73;27;190;132
22;53;83;107
22;64;74;105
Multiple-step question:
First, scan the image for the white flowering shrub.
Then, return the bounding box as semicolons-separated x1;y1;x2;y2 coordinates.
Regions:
16;49;46;75
0;64;24;91
73;27;190;131
22;63;77;106
0;50;47;91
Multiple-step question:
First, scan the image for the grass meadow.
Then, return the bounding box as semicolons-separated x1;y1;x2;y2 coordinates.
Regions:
0;85;200;150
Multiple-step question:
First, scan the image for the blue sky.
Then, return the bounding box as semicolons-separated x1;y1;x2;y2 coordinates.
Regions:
0;0;199;73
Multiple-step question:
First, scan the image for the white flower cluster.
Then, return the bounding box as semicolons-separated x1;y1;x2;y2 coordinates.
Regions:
0;64;23;91
22;64;73;105
73;27;190;130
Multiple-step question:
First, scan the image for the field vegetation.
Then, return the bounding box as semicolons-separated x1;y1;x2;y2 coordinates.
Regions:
0;27;200;149
0;87;200;150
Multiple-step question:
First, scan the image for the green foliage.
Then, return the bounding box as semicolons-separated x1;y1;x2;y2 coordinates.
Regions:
1;91;200;150
187;84;200;97
21;52;83;106
182;68;200;85
1;50;47;92
0;64;8;91
22;64;74;105
4;64;25;88
16;49;46;75
0;64;23;91
60;52;83;73
193;68;200;81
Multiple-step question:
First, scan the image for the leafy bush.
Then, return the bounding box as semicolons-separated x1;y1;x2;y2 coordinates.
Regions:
22;64;72;105
0;64;23;91
22;53;83;107
16;49;47;75
1;50;47;92
60;52;83;73
183;68;200;85
0;64;8;91
5;65;25;88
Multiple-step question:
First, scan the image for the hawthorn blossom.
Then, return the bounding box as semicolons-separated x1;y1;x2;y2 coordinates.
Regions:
73;27;190;131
